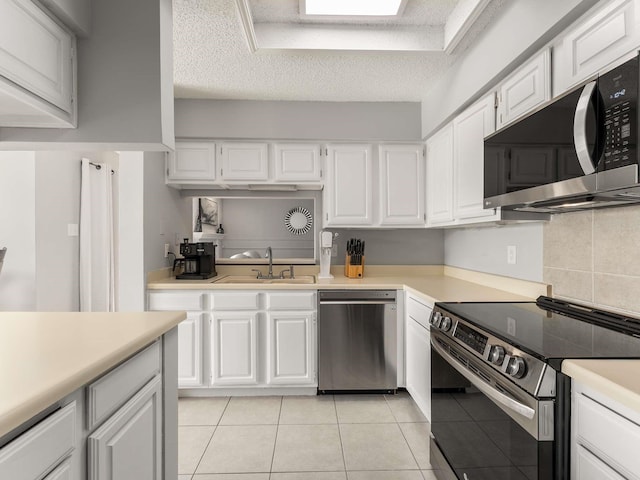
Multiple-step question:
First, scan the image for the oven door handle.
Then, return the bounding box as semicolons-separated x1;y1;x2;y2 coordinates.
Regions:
431;337;536;420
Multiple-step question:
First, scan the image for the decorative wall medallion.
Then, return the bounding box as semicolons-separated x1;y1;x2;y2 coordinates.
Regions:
285;206;313;235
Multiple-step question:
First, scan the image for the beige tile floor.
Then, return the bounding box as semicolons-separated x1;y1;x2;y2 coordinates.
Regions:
178;392;436;480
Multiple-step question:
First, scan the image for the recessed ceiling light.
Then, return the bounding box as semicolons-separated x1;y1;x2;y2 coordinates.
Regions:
303;0;404;16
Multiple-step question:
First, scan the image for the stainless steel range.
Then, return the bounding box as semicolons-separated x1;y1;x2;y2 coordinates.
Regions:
429;296;640;480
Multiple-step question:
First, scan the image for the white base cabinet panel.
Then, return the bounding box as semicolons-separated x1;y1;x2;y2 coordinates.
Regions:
267;312;315;385
211;312;259;386
404;294;432;422
88;376;162;480
177;313;205;388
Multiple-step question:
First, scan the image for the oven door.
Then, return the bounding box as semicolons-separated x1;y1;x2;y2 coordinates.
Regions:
430;330;554;480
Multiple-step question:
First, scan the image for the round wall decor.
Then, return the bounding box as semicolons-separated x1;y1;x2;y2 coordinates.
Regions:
285;206;313;235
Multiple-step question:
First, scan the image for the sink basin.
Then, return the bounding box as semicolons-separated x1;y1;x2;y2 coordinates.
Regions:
212;275;316;285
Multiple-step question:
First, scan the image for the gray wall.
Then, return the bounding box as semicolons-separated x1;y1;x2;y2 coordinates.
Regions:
143;153;192;273
329;228;444;266
0;0;174;150
444;223;544;281
421;0;599;138
175;100;422;141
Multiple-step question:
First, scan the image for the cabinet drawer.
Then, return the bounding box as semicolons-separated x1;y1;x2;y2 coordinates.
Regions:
268;292;316;311
211;292;261;310
575;392;640;477
87;341;161;430
148;291;204;311
44;458;72;480
575;444;626;480
0;402;75;480
406;295;432;329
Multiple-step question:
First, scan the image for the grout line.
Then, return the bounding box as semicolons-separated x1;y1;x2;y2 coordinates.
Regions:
335;394;348;474
187;396;230;476
269;396;284;474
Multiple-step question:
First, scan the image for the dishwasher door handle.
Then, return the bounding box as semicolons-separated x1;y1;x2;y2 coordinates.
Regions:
320;300;396;305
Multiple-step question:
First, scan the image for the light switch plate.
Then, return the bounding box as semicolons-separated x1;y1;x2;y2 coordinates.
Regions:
507;245;517;264
67;223;79;237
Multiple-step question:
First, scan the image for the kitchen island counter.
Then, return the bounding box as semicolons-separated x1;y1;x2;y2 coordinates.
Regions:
0;311;185;438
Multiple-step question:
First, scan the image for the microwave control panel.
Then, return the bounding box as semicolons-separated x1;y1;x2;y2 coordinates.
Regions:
600;56;638;170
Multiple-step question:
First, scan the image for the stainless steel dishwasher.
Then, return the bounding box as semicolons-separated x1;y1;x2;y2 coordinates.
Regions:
318;290;397;393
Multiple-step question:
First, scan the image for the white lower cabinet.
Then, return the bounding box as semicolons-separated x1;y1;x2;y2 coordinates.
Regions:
267;312;315;385
404;293;432;422
211;312;259;386
572;381;640;480
177;313;205;388
88;376;162;480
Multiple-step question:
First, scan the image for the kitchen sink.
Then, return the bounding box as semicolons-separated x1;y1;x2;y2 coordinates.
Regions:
211;275;316;284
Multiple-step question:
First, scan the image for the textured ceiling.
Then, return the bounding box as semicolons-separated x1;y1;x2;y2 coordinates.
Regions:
173;0;506;102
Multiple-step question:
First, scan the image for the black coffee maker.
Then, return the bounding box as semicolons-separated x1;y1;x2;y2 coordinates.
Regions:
174;239;217;280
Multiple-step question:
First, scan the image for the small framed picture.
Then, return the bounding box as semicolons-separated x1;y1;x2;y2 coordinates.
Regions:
201;198;218;226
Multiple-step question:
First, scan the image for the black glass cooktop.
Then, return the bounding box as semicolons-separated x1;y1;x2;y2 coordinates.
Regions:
436;298;640;369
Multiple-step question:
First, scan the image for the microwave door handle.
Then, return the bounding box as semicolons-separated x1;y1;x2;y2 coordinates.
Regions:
573;81;597;175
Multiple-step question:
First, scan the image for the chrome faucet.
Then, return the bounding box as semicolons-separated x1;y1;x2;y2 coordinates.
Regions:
265;246;274;279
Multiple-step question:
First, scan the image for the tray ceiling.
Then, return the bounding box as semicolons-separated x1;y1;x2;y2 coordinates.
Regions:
173;0;506;102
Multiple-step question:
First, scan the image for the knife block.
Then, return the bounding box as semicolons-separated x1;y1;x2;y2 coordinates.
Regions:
344;254;365;278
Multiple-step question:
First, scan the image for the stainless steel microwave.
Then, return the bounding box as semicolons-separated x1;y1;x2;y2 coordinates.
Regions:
484;55;640;213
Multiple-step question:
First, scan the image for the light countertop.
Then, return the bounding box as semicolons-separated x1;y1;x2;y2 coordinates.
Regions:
0;311;185;439
562;360;640;414
147;265;549;305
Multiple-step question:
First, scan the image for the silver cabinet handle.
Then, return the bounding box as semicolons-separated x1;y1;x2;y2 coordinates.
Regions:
431;336;535;420
573;81;597;175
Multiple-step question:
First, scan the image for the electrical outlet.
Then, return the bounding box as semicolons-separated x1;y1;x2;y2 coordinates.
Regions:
507;245;517;265
164;243;170;258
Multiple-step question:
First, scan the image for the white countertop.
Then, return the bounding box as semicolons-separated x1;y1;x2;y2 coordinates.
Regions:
562;360;640;414
0;311;185;438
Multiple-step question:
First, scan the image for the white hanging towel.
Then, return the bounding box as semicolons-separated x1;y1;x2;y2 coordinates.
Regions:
80;158;115;312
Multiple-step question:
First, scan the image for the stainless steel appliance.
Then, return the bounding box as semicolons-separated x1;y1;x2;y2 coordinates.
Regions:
429;297;640;480
484;55;640;213
174;240;217;280
318;290;397;393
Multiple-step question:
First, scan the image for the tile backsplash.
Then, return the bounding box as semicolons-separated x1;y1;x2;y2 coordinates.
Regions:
543;204;640;315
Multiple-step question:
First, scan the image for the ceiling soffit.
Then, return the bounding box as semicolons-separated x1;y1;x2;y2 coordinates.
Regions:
238;0;491;53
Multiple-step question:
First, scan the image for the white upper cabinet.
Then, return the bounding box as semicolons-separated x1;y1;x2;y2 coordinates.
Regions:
555;0;640;94
166;142;216;183
378;145;425;226
496;48;551;130
220;142;269;181
324;144;373;226
452;93;500;221
0;0;76;127
273;143;322;182
426;124;455;227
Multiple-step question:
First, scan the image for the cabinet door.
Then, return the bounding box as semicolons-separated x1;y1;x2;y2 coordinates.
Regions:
0;0;74;113
426;124;455;226
88;376;162;480
497;48;551;129
178;313;204;388
405;313;431;422
211;312;258;386
452;93;498;220
574;445;626;480
557;0;640;93
324;144;373;226
273;143;322;182
167;143;216;182
266;312;315;385
220;142;269;181
379;145;426;226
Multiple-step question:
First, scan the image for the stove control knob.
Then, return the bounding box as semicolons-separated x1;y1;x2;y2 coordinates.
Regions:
506;356;527;379
488;345;505;365
431;312;442;327
440;316;453;332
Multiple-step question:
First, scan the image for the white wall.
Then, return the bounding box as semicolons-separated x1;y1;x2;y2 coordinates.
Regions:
175;100;421;141
421;0;599;138
143;153;192;274
0;0;174;150
0;153;36;310
444;223;543;281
